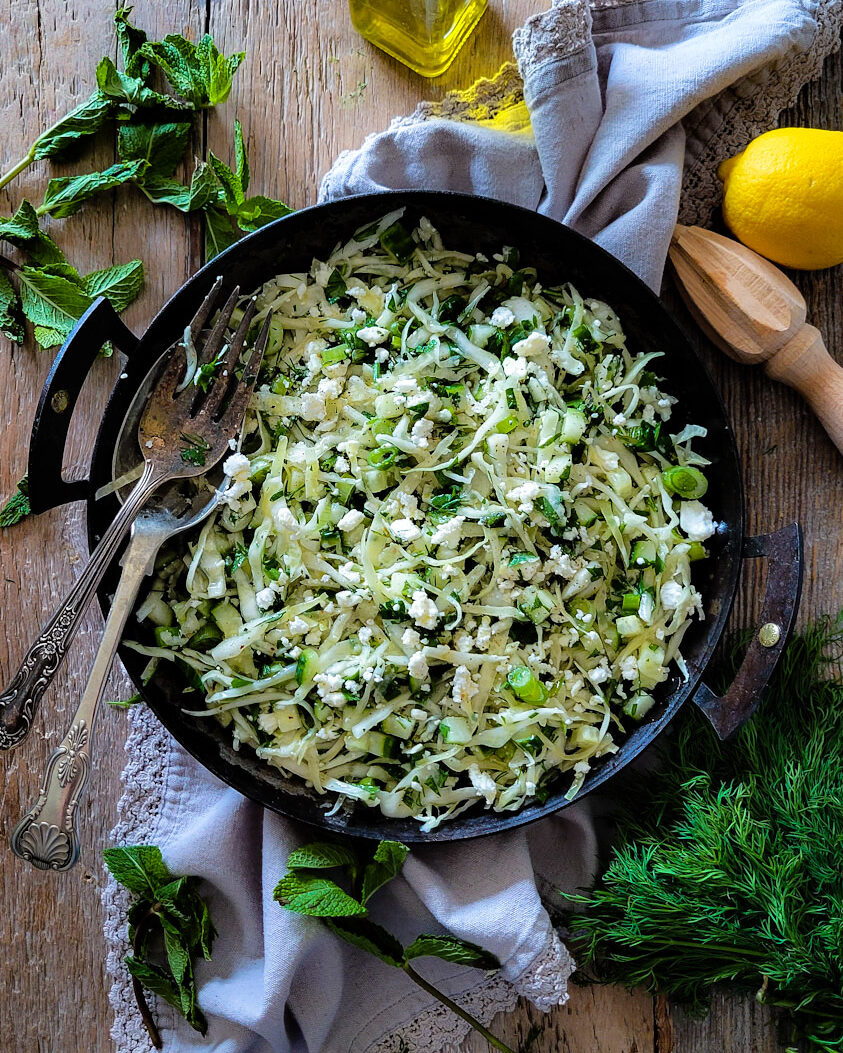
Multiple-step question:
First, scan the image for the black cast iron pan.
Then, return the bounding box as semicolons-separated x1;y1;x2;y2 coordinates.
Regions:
26;191;803;841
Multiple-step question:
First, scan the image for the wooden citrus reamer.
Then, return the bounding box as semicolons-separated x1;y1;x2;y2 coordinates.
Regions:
669;224;843;455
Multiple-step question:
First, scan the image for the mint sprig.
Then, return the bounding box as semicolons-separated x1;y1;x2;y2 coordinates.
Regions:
104;845;216;1049
276;839;516;1053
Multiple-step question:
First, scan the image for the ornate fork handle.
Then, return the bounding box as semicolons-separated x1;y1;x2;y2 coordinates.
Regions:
11;524;163;871
0;461;161;751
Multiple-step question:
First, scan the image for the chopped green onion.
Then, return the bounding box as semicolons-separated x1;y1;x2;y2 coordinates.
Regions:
496;413;520;434
662;466;708;499
507;666;548;704
367;446;398;469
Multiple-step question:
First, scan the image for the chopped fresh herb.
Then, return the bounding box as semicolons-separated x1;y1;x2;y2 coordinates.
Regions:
325;268;347;304
379;221;415;264
179;432;211;466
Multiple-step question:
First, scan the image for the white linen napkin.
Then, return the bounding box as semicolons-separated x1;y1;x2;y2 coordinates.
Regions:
103;2;842;1051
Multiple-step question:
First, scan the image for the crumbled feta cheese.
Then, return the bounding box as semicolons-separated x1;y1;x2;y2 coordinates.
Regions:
317;377;343;400
468;764;497;806
679;500;715;541
222;453;252;503
274;506;303;536
408;651;429;680
507;480;542;513
334;455;350;473
545;546;577;579
337;508;365;532
255;587;276;610
475;619;493;650
393;375;420;394
288;617;309;635
358;626;373;645
452;665;479;707
620;655;638;681
357;325;390;347
300;391;326;421
588;660;610;685
351;308;367;325
409;590;439;629
336;590;361;608
503;356;529;380
490;306;514;328
410;418;434;449
390;518;422;543
512;331;550;357
430;515;465;547
592;445;619;470
660;581;686;610
338;561;362;585
401;627;422;649
397;492;419;519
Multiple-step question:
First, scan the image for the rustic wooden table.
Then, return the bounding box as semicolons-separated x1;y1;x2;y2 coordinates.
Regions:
1;3;840;1051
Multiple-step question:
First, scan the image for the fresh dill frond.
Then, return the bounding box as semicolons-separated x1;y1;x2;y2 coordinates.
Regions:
0;475;31;527
569;614;843;1053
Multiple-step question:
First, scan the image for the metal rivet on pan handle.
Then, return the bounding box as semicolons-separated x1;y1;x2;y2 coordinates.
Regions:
758;622;782;648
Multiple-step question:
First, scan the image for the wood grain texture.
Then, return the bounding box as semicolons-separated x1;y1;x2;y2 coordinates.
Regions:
0;3;839;1053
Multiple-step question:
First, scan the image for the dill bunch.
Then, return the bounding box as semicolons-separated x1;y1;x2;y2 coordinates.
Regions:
569;615;843;1053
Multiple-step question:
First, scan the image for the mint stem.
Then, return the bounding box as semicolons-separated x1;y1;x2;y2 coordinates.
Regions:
403;963;518;1053
0;149;35;191
132;907;163;1050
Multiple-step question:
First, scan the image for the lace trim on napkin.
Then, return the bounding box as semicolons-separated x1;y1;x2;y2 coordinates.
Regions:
679;0;843;225
365;928;573;1053
102;704;175;1052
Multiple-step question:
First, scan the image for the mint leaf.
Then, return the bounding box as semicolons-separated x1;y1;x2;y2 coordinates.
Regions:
205;205;240;259
405;934;501;970
236;195;292;233
0;200;67;266
198;901;215;960
104;844;172;897
140;34;244;107
361;840;409;904
274;872;366;917
38;159;148;218
286;842;359;872
208;150;244;210
140;162;216;212
125;956;182;1009
326;916;406;967
82;258;144;312
96;56;188;110
0;270;24;344
0;477;31;527
17;265;92;348
32;92;114;160
114;7;150;79
162;921;191;985
118;119;192;177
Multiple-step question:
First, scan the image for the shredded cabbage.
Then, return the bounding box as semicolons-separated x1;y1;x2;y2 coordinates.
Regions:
127;211;716;831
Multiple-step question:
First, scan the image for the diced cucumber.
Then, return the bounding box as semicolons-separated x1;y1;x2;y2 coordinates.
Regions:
606;467;633;499
374;393;405;418
361;731;400;759
688;541;707;561
154;625;180;647
468;323;495;347
188;623;223;651
518;586;556;624
295;648;319;685
637;644;667;689
335;479;357;505
383;714;415;740
439;716;473;744
363;469;391;492
211;601;243;638
638;590;655;624
271;707;302;733
569;597;595;625
574;500;597;526
622;693;656;720
144;594;173;627
630;539;657;567
537;409;560;449
561;406;587;443
617;614;644;638
598;615;620;651
569;724;601;749
544;453;572;484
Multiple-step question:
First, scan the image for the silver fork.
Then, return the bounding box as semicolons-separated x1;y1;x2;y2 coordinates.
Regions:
0;278;267;751
10;499;218;871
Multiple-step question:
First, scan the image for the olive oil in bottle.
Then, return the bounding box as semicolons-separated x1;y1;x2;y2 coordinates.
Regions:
349;0;488;78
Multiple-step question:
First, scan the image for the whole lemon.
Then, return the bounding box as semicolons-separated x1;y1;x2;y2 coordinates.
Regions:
718;127;843;270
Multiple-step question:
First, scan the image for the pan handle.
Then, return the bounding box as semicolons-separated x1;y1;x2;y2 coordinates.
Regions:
27;297;140;514
692;523;803;740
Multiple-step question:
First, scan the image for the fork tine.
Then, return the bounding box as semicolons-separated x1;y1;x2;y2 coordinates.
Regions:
187;275;225;343
213;313;271;429
181;286;241;393
202;298;258;417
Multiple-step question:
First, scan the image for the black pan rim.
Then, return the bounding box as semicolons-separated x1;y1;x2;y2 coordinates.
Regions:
89;190;745;841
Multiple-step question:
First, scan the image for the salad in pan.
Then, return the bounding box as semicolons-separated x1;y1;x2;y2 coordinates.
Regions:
129;209;715;831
